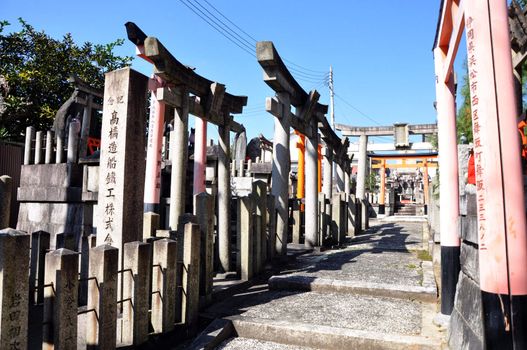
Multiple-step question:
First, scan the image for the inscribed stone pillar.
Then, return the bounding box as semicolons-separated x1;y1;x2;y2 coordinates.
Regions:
43;248;78;350
195;192;214;302
0;175;12;229
181;223;201;335
253;180;267;270
0;229;29;350
271;92;291;255
237;195;254;281
217;123;232;271
305;127;319;248
151;238;177;333
122;242;151;346
86;245;118;349
169;90;189;229
96;68;147;263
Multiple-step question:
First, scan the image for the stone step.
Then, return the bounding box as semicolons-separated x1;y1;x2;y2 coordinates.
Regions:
227;316;442;350
216;337;315;349
268;274;437;303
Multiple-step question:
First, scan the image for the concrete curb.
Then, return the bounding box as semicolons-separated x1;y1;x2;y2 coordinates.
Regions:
228;316;442;350
269;274;437;303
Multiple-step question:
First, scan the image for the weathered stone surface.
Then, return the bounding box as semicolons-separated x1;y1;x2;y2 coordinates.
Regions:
449;271;484;349
182;223;201;335
460;215;478;245
19;163;83;188
96;68;147;260
449;309;484;350
122;241;151;346
460;241;479;284
237;195;254;281
143;212;160;240
86;245;118;349
151;238;177;333
0;229;30;350
266;194;276;261
195;192;214;302
43;248;79;350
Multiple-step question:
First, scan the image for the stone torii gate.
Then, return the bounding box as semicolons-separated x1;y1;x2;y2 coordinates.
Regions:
336;122;437;227
126;23;247;272
257;41;335;251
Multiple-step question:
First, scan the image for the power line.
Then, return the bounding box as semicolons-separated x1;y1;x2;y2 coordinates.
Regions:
334;92;384;126
178;0;256;58
179;0;328;80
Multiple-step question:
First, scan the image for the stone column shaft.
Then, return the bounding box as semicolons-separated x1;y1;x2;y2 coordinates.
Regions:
169;91;189;229
271;93;291;255
151;238;177;333
217;123;231;271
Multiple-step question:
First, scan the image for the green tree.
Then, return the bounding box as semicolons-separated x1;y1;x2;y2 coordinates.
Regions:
456;61;473;143
0;18;133;141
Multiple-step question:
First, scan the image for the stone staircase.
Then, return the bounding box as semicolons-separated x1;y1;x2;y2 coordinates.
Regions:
395;203;417;216
189;220;446;350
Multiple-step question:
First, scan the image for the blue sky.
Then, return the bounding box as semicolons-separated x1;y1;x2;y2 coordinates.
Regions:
1;0;467;142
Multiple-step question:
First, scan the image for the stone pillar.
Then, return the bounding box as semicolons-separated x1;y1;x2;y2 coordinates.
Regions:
55;135;64;164
96;68;147;261
336;163;345;193
43;248;79;350
0;229;29;350
254;181;268;265
318;193;327;245
143;78;166;214
291;200;301;244
86;245;118;349
151;238;177;333
35;130;43;164
24;126;34;165
29;230;50;304
356;134;368;230
169;89;189;229
237;195;254;281
266;194;276;261
66;120;80;164
45;130;54;164
143;212;160;240
252;182;264;272
193;117;207;195
347;194;357;237
323;147;333;199
217;123;231;271
271;92;291;255
0;175;12;229
195;192;214;303
304;127;319;248
181;223;201;335
79;95;93;159
122;242;151;346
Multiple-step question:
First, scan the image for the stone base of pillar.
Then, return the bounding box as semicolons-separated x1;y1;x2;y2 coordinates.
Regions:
361;200;369;231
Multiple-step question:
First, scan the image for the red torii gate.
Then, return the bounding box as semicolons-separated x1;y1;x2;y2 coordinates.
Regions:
434;0;527;347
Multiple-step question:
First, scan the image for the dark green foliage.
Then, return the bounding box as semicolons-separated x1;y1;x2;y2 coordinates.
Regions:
0;18;133;141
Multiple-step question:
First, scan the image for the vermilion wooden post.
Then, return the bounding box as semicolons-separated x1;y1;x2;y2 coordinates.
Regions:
379;159;386;214
433;46;461;316
463;0;527;347
144;76;165;213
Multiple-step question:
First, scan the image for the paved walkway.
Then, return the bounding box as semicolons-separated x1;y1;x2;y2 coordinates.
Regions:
194;219;446;349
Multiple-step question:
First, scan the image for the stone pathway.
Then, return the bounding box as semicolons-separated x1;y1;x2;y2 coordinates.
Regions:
192;219;446;349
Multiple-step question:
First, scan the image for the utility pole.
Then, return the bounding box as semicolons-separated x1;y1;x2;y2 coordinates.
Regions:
329;65;335;130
